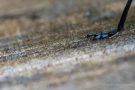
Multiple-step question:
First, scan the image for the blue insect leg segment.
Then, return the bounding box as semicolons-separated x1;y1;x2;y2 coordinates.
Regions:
95;33;109;39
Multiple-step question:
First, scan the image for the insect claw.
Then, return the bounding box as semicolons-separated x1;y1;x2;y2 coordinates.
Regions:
86;0;132;40
86;33;96;39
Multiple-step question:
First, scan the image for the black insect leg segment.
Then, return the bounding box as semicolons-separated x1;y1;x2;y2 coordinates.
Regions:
117;0;133;31
86;0;133;40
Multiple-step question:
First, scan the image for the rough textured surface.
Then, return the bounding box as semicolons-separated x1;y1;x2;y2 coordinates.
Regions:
0;0;135;90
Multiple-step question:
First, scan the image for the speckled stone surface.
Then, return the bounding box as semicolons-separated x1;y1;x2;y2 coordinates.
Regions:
0;0;135;90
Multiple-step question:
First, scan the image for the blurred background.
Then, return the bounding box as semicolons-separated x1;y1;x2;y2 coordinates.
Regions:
0;0;134;37
0;0;135;90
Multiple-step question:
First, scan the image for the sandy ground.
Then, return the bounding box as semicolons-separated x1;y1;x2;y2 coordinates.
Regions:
0;0;135;90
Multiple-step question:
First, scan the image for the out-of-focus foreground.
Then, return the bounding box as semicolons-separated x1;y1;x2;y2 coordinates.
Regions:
0;0;135;90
